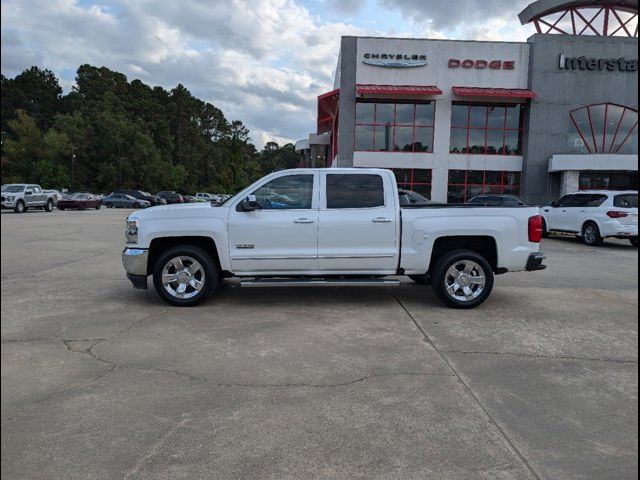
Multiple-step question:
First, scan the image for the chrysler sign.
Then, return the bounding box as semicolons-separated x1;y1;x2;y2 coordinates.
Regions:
559;54;637;72
362;53;428;68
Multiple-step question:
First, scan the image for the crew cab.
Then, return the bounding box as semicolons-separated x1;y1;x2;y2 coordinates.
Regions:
541;191;638;246
1;184;56;213
122;169;546;309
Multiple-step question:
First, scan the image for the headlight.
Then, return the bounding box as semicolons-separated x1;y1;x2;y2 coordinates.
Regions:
125;217;139;244
6;196;15;201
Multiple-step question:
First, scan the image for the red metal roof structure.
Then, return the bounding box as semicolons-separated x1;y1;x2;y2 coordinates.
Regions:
518;0;638;37
356;84;443;96
452;87;537;99
317;88;339;134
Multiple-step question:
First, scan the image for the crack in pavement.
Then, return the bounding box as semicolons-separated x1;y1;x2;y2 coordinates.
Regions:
391;291;543;480
443;350;638;364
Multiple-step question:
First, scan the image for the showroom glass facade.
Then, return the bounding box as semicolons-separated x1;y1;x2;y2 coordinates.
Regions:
354;101;435;153
447;170;521;203
392;168;432;198
579;171;639;190
449;103;524;155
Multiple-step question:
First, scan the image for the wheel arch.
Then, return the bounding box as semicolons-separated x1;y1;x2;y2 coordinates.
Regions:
147;236;224;276
428;236;498;273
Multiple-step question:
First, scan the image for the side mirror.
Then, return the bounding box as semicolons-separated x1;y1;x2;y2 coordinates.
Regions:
550;201;559;208
238;194;261;212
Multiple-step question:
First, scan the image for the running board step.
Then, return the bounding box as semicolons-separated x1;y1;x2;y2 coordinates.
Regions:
240;278;401;288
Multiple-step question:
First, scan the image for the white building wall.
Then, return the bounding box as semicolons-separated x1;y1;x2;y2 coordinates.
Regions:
349;37;531;202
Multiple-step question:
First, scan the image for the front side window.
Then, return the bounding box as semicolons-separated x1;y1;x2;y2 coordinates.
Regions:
354;101;434;152
558;195;589;207
450;103;524;155
326;174;384;209
447;170;521;203
251;174;314;210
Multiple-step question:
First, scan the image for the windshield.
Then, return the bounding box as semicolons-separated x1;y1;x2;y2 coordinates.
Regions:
2;185;25;193
141;191;151;196
614;194;638;208
71;193;86;199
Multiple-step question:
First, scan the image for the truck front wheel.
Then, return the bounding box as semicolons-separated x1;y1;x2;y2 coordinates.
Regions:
431;250;494;309
45;200;54;212
152;245;218;306
14;201;25;213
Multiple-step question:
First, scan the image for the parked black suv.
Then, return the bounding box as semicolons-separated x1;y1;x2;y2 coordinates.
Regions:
156;191;184;204
113;190;165;206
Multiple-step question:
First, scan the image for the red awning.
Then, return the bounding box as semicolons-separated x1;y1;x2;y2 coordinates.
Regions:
452;87;537;99
317;88;340;133
356;84;443;96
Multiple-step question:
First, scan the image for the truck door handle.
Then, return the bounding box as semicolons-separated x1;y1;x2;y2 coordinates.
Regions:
372;217;393;223
293;218;315;224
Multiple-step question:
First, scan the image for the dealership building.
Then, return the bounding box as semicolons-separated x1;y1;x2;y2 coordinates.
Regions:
295;0;638;204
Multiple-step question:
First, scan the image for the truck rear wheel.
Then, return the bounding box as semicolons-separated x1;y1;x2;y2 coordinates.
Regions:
431;250;494;309
152;245;218;306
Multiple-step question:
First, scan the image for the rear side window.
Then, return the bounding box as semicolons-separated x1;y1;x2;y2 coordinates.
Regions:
326;174;384;209
558;194;589;207
587;194;607;207
614;194;638;208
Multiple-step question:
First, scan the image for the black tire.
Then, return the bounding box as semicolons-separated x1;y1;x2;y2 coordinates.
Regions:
95;204;101;210
14;201;25;213
58;206;65;211
79;203;86;210
581;222;603;246
45;199;54;212
541;218;549;238
133;202;141;209
106;202;113;208
409;274;430;285
431;250;494;309
630;237;638;247
152;245;218;307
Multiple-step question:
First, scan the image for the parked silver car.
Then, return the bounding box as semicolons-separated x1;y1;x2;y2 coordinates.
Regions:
1;184;56;213
102;193;151;209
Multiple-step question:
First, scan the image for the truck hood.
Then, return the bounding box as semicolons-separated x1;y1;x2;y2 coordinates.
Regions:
129;202;230;221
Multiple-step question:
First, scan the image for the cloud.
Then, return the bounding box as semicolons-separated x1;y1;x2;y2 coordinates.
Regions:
0;0;534;147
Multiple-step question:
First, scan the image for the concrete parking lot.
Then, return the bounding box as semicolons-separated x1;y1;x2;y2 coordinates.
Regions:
1;208;637;480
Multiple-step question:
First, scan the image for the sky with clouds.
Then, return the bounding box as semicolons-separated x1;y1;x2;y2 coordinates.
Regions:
1;0;536;147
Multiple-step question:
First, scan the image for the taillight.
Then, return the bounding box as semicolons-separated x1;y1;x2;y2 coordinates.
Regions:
528;215;543;243
607;211;629;218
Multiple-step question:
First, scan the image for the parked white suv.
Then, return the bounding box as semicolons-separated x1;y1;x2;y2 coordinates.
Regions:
541;191;638;246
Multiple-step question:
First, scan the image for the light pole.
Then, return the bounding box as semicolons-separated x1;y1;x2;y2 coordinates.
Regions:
70;146;78;192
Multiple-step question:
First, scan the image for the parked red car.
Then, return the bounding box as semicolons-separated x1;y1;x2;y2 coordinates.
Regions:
57;193;102;210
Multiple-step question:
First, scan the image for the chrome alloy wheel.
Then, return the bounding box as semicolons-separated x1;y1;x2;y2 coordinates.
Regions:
583;224;597;244
161;256;205;299
444;260;486;302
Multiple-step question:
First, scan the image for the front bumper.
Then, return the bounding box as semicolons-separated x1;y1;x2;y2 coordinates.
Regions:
1;201;16;209
525;252;547;271
122;248;149;288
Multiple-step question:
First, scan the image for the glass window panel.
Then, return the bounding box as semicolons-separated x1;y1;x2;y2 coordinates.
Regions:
503;172;521;188
394;169;411;184
587;195;608;207
484;171;503;184
468;129;486;153
447;185;466;203
570;108;591;149
374;125;392;151
414;127;433;152
485;129;503;155
470;106;487;128
415;103;434;125
393;126;414;151
579;173;608;190
448;170;466;184
504;130;521;155
487;106;506;129
449;128;467;153
412;184;431;198
483;185;503;195
467;170;484;184
354;125;373;150
465;185;484;201
395;104;414;125
326;174;384;209
412;169;432;184
355;102;374;124
451;105;469;127
604;104;624;152
503;185;521;196
375;103;394;125
616;124;638;154
505;104;522;129
251;174;314;210
588;104;606;152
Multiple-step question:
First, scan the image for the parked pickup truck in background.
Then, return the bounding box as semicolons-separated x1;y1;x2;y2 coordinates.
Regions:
1;184;56;213
122;168;546;309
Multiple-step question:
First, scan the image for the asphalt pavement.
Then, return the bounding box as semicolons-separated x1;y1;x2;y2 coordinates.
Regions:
1;208;637;479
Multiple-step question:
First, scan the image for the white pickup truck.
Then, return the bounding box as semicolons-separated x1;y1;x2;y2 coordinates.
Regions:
122;168;546;308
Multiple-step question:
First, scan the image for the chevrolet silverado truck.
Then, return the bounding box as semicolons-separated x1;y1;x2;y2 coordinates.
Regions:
1;184;56;213
122;168;546;309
